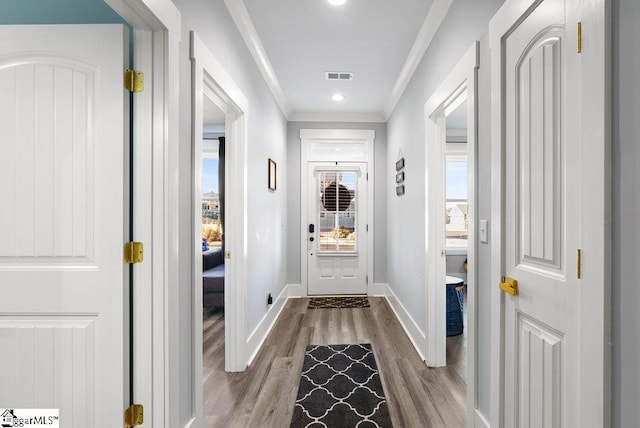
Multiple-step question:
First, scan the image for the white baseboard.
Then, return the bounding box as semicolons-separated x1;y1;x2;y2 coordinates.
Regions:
383;284;427;361
368;282;388;296
474;409;490;428
246;285;289;365
286;283;305;297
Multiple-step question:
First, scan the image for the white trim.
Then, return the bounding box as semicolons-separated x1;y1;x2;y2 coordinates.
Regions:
489;1;610;426
191;30;250;426
300;128;376;141
383;285;427;361
222;0;290;118
475;409;490;428
383;0;454;119
300;129;375;297
289;112;386;123
246;286;289;365
106;0;180;34
103;1;180;426
423;41;479;424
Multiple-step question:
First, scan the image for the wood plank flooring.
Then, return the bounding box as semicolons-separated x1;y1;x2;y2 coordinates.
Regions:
202;297;466;427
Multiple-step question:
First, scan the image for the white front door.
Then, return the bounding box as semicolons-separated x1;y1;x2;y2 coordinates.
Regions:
497;0;584;425
307;162;367;295
0;25;128;427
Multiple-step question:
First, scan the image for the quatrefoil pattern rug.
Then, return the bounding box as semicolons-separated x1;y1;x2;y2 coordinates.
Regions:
307;296;370;309
290;344;391;427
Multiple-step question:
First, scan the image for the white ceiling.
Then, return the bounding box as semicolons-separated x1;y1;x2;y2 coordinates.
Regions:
241;0;439;121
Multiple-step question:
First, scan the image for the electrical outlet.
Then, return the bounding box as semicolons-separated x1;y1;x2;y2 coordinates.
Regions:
267;293;273;305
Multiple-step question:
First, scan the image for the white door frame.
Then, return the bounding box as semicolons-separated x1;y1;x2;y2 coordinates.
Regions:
300;129;375;296
489;1;611;426
103;1;180;426
190;29;250;423
423;41;479;423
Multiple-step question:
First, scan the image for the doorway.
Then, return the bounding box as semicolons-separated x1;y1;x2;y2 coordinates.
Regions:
445;100;469;383
0;0;180;424
300;129;375;296
199;100;227;389
190;29;251;423
424;41;479;424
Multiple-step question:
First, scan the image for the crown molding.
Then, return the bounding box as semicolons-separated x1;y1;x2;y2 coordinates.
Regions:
382;0;453;120
223;0;291;119
289;111;386;123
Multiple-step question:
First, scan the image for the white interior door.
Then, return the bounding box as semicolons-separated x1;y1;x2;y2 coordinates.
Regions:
307;163;367;295
499;1;582;425
0;25;128;427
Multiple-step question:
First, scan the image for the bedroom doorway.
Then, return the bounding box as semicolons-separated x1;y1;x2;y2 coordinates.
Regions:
200;100;227;391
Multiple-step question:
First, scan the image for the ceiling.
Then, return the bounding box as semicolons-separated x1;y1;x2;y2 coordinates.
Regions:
240;0;440;121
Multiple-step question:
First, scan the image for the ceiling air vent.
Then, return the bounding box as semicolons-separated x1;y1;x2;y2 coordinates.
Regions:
326;71;353;81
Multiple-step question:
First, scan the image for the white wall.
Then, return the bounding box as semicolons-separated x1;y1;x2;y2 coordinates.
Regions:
612;0;640;426
385;0;504;419
286;122;387;286
172;0;288;425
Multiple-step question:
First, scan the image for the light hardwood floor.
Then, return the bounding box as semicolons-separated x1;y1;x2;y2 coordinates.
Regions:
203;297;466;427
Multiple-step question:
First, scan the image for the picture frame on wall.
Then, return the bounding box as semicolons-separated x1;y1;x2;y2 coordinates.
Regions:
268;158;277;191
395;157;405;171
396;184;405;196
396;171;405;183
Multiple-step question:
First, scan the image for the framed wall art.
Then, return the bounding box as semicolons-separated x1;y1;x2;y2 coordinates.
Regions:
268;158;277;191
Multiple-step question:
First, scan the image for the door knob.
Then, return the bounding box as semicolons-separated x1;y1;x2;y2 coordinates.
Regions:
499;276;518;296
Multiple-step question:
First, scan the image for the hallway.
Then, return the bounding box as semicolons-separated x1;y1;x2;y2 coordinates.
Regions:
203;297;466;427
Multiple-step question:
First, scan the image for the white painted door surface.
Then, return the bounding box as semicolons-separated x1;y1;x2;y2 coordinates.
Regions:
501;1;580;426
307;163;367;295
0;25;128;427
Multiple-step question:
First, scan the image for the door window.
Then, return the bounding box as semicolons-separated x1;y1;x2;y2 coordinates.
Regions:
317;170;358;254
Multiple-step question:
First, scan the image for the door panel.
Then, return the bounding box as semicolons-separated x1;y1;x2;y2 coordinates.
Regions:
0;25;127;427
502;0;580;426
307;163;366;295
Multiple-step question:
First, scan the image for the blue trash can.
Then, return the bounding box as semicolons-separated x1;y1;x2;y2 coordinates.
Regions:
446;276;464;336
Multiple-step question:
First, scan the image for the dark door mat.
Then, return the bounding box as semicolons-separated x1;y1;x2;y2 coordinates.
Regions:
290;343;392;427
307;296;370;309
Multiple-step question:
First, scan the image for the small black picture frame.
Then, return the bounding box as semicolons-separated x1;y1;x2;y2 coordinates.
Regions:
268;158;277;191
395;157;405;171
395;171;405;183
396;184;405;196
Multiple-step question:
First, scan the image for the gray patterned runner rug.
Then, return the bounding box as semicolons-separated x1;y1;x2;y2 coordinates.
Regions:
290;344;392;427
307;296;370;309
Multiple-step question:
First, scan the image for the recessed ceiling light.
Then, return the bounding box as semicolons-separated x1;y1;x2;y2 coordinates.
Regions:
328;0;346;5
332;93;345;102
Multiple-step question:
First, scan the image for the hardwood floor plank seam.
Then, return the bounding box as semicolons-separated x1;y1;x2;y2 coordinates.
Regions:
202;297;466;427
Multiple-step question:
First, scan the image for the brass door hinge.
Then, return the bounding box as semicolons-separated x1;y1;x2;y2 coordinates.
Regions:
124;404;143;427
124;68;144;92
577;22;582;53
124;241;144;264
577;249;581;279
